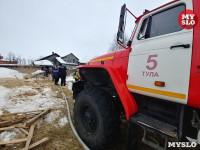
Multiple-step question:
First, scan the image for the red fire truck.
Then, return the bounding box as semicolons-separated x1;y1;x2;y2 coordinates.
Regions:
72;0;200;149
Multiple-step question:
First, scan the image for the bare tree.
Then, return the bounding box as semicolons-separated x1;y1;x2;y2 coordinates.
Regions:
5;52;34;66
108;34;129;53
6;52;18;62
23;59;27;66
27;58;34;66
6;52;12;61
17;55;22;65
11;53;16;62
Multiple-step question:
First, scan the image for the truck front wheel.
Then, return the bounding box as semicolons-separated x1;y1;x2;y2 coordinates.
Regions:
74;88;119;150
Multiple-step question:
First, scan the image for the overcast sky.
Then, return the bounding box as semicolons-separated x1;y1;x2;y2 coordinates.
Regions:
0;0;171;62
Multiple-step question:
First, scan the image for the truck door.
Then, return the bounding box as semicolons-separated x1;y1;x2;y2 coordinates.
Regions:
126;0;193;104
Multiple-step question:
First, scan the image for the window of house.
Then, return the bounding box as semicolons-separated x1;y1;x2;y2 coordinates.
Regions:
138;5;185;40
73;59;75;63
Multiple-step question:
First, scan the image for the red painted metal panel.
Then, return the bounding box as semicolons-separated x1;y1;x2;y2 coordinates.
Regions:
88;52;115;65
0;61;18;64
78;65;138;120
113;48;130;84
88;48;131;85
114;48;130;58
188;0;200;108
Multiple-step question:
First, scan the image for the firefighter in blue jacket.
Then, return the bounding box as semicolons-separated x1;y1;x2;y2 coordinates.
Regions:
59;64;67;86
53;67;59;85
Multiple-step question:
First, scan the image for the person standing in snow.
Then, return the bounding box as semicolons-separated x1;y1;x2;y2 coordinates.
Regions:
51;67;55;81
53;67;59;85
59;64;67;86
73;70;80;81
45;67;49;77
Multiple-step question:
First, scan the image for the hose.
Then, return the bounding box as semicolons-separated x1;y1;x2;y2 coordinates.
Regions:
60;86;90;150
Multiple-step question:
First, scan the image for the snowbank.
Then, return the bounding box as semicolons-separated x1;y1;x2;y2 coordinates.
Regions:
58;116;68;126
32;70;44;76
0;85;64;116
66;76;75;82
0;67;25;79
34;60;53;66
45;110;61;124
3;86;64;113
66;76;75;91
0;129;20;142
0;86;11;115
0;79;68;142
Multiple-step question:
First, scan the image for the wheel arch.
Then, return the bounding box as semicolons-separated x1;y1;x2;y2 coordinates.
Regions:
75;65;138;120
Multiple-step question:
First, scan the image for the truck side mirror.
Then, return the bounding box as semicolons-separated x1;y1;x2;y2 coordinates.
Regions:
117;4;126;45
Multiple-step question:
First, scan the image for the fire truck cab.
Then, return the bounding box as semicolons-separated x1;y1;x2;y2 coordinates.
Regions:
72;0;200;149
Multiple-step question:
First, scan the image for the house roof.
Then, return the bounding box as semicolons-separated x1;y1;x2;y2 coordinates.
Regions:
37;53;60;61
62;53;79;60
34;60;53;66
56;57;68;65
64;62;78;65
56;57;78;65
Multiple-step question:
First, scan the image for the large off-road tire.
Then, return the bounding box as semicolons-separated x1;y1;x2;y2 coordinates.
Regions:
74;87;119;150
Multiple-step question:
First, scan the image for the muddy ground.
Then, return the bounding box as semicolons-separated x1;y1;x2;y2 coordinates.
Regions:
0;68;158;150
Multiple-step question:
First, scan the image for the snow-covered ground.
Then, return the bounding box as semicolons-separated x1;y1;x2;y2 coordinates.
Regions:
0;67;25;79
0;68;69;143
31;70;44;76
58;116;68;126
66;76;75;82
0;128;21;142
0;86;11;115
0;85;68;141
1;86;64;113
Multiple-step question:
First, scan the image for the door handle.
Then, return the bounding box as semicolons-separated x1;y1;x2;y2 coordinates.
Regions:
170;44;190;49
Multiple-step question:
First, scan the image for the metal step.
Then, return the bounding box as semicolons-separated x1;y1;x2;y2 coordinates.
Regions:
130;113;178;139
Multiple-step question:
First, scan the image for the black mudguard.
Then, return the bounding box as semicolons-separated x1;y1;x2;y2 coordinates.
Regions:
72;81;84;100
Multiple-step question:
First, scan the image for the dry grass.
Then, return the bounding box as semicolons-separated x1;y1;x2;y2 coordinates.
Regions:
29;79;83;150
0;73;152;150
62;87;74;119
15;66;40;74
32;121;83;150
0;78;30;89
0;75;83;150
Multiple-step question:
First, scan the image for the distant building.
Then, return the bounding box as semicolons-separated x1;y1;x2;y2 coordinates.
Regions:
79;62;87;65
62;53;79;69
35;52;68;68
0;54;18;66
55;57;68;67
37;52;60;65
62;53;79;64
35;52;82;69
